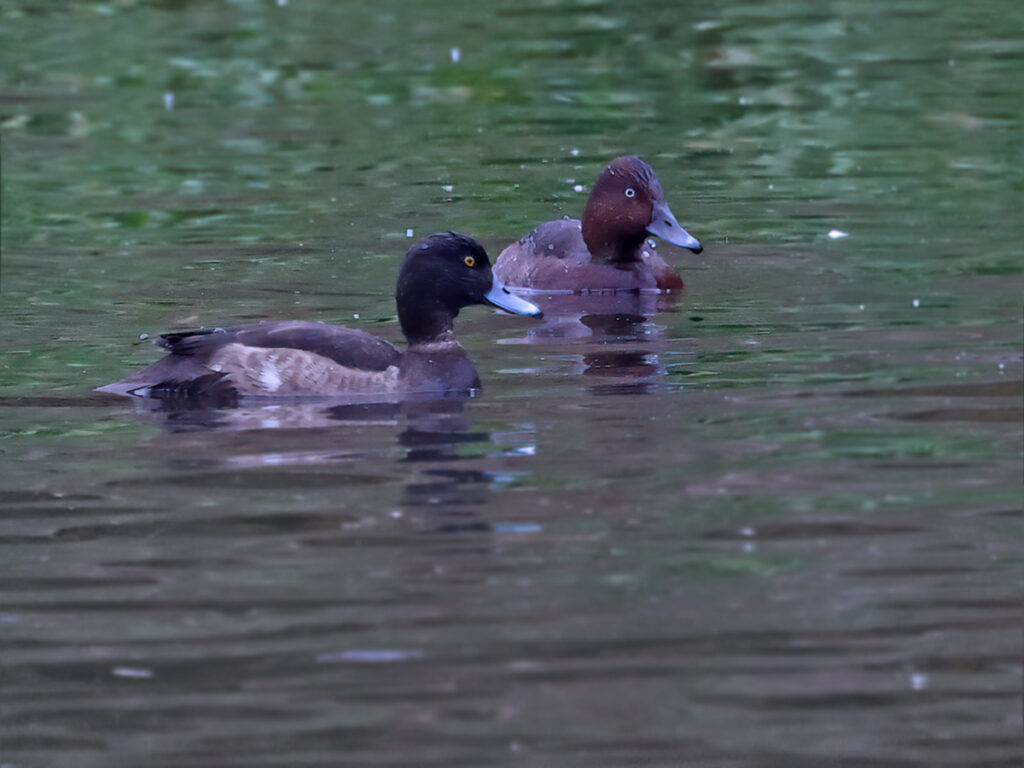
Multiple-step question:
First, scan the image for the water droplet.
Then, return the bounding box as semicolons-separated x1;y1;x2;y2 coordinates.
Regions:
827;229;848;240
450;47;460;64
405;228;414;238
162;92;174;110
912;298;920;308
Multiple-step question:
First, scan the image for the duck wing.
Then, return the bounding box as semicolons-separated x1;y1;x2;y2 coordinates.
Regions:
160;321;402;371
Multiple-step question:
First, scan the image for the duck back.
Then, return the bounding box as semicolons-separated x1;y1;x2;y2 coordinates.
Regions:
493;219;588;289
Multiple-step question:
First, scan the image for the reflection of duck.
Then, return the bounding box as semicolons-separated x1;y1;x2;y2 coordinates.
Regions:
581;349;665;396
173;397;538;534
578;312;659;340
147;400;407;434
503;291;677;342
582;350;659;378
98;233;541;407
120;395;538;505
494;156;703;292
398;407;537;532
502;307;676;391
503;305;667;344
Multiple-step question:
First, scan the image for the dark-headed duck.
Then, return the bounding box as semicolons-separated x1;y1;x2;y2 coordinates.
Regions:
98;232;542;405
493;156;703;293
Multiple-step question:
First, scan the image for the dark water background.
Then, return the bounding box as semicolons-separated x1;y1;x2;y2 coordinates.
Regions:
1;1;1021;766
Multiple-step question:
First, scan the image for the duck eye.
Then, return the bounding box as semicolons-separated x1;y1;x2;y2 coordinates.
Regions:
624;187;636;198
463;255;476;268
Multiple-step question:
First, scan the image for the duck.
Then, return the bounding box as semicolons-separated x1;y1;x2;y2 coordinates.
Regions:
97;232;542;406
493;156;703;293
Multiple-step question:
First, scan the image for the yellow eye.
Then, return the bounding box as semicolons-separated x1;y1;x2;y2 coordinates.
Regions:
463;255;476;268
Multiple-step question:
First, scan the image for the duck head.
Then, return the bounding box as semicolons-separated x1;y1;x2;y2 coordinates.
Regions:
396;232;542;345
581;156;702;264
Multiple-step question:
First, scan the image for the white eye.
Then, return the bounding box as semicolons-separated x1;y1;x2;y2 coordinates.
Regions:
624;187;636;198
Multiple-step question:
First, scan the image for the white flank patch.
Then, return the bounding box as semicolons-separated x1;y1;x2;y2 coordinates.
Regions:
260;362;282;392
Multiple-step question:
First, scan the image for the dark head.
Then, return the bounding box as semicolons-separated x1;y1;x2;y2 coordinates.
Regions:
396;232;542;345
581;156;702;264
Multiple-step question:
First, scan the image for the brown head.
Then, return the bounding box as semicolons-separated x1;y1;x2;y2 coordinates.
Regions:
581;156;702;264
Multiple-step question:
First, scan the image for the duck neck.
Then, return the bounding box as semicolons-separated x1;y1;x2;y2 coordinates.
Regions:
399;303;457;348
582;222;645;264
581;203;645;265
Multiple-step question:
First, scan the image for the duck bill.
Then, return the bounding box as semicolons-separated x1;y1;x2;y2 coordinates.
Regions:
647;201;703;254
484;278;543;318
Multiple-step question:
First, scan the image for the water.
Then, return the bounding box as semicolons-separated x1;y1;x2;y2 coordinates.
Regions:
2;1;1021;766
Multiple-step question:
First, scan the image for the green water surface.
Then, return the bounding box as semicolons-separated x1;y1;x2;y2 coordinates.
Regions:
1;2;1021;766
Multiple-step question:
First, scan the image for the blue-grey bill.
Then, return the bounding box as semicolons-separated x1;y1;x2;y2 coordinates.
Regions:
647;200;703;254
484;279;543;318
